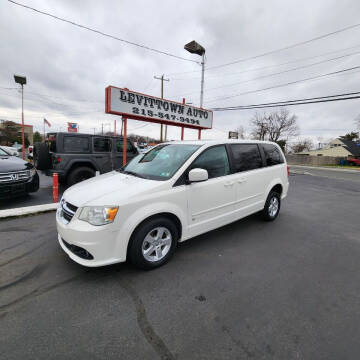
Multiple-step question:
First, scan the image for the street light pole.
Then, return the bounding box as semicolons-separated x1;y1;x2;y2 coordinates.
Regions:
21;83;25;159
14;75;27;160
200;53;205;108
154;74;170;141
184;41;206;108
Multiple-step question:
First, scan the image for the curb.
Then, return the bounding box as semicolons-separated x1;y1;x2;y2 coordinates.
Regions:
289;165;360;174
0;203;59;219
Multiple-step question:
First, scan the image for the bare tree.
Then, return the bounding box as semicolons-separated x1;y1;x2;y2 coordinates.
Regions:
250;108;299;142
233;126;247;139
291;138;314;153
250;112;268;140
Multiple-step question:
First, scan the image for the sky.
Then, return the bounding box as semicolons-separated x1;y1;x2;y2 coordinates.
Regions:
1;0;360;145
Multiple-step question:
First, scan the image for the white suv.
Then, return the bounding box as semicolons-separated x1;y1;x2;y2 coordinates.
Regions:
57;140;289;269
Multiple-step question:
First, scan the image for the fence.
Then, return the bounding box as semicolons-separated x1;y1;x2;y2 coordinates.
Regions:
285;155;345;166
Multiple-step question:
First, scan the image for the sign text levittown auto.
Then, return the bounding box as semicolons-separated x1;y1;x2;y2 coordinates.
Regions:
105;86;213;130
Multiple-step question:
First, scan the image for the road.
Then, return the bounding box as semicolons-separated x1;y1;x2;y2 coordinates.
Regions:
0;172;65;210
1;173;360;359
290;164;360;183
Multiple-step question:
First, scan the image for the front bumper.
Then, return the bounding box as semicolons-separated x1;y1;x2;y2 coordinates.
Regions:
56;208;125;267
0;173;39;199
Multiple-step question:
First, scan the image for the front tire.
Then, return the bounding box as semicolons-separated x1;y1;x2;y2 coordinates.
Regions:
128;217;178;270
67;166;95;186
262;191;281;221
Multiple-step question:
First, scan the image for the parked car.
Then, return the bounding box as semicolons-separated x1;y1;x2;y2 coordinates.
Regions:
57;140;289;269
0;146;19;157
347;158;360;166
0;146;39;199
33;132;139;186
27;145;34;160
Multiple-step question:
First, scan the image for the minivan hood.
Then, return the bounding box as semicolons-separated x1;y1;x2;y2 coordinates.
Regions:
63;171;166;207
0;156;31;172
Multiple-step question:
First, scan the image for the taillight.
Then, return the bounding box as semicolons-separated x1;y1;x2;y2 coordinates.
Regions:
287;166;290;177
53;156;61;164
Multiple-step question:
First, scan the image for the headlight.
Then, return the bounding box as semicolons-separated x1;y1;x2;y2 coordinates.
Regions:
78;206;118;226
30;168;37;177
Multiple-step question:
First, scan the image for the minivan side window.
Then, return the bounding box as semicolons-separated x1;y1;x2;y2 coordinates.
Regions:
63;136;89;153
230;144;263;172
94;138;111;152
191;145;230;179
262;144;284;166
116;139;133;152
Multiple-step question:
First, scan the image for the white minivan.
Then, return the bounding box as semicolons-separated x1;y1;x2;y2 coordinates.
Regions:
57;140;289;269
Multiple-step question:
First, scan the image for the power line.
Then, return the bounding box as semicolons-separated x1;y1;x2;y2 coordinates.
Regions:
8;0;198;64
167;22;360;76
174;50;360;97
171;43;360;80
206;65;360;104
207;19;360;70
211;91;360;111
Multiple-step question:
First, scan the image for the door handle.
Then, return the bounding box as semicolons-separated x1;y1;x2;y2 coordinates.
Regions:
224;181;235;187
238;178;247;184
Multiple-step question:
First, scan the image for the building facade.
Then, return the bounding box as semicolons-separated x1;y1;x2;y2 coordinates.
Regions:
0;120;33;145
299;138;360;158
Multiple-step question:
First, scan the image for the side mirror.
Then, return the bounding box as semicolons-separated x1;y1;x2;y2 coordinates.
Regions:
188;168;208;183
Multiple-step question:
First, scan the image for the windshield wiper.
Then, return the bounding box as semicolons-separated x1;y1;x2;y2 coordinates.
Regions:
118;169;146;179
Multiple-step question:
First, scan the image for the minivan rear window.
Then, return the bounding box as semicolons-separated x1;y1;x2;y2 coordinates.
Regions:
230;144;262;172
64;136;89;153
262;144;284;166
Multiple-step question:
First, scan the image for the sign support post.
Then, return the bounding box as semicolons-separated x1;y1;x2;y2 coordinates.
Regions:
122;117;127;166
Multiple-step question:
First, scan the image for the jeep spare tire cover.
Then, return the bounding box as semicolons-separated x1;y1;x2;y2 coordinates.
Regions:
34;142;51;170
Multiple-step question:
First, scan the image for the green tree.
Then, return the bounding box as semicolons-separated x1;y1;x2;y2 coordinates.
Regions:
340;132;359;141
33;131;42;143
0;121;18;145
276;140;287;152
15;134;30;148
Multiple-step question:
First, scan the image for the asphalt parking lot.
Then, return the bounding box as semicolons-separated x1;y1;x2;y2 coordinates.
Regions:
1;172;360;359
0;172;65;210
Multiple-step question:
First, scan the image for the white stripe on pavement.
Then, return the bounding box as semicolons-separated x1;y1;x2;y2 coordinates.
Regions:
0;203;59;219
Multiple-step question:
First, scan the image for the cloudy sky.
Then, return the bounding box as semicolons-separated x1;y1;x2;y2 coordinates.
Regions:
1;0;360;143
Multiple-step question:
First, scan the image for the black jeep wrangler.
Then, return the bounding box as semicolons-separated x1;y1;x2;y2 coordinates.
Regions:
33;132;139;186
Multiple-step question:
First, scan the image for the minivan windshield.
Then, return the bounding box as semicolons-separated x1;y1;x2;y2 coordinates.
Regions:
118;144;200;180
0;148;9;156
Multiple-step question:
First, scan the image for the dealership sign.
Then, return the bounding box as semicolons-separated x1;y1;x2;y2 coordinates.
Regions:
105;86;213;130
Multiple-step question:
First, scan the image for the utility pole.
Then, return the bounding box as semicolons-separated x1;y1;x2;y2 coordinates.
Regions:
154;74;169;141
200;53;205;108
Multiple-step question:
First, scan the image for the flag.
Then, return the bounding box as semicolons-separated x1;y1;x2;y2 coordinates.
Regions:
44;118;51;127
67;122;78;133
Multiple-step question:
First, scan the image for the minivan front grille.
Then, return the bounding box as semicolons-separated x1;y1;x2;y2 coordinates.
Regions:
0;170;30;183
61;200;78;223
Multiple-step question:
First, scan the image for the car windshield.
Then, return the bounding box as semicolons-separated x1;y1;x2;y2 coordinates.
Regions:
118;144;200;180
0;147;10;156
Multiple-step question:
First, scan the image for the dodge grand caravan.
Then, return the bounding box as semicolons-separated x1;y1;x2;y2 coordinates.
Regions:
57;140;289;269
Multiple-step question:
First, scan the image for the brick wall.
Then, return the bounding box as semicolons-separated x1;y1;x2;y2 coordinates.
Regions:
285;155;345;166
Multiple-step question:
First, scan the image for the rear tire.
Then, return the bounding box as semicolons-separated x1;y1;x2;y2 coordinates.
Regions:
67;166;95;186
262;191;281;221
128;217;178;270
33;143;51;170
